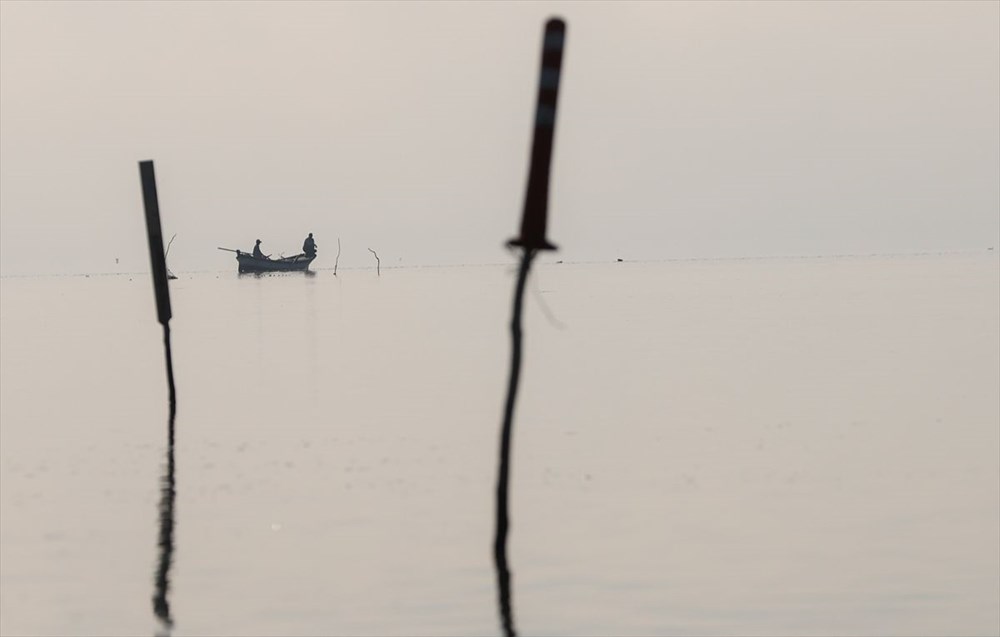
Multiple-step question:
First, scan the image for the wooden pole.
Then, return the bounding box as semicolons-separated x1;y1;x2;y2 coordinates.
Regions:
139;160;178;631
494;18;566;637
139;160;176;417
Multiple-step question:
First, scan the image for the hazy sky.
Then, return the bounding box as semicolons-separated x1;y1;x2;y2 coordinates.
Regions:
1;1;997;276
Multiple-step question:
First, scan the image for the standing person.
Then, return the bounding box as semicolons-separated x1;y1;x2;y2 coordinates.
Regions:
302;233;317;257
252;239;266;259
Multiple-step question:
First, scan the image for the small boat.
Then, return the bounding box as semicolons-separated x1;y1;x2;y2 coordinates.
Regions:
235;251;316;274
218;246;317;273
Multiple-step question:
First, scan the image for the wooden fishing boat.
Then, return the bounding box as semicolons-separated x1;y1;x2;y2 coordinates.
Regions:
218;246;317;273
235;252;315;273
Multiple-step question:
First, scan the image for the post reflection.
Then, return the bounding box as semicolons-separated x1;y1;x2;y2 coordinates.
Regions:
493;252;535;637
152;412;176;633
494;539;516;637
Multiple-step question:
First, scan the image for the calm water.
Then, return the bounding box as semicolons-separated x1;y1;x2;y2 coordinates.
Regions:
1;255;998;636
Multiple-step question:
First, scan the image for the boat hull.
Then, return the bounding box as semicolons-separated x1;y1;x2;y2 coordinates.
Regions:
237;253;316;273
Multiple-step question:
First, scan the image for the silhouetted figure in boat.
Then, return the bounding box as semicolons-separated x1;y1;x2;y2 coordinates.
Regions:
252;239;267;260
302;233;317;257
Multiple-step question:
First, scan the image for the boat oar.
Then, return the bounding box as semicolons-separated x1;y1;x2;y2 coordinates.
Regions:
494;17;566;637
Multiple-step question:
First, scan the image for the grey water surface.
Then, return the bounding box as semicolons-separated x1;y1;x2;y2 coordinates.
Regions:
1;255;998;636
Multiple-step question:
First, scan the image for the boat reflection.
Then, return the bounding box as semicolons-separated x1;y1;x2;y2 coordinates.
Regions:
152;411;176;633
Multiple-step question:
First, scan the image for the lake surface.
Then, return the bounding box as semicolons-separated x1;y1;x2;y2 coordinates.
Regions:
1;254;998;636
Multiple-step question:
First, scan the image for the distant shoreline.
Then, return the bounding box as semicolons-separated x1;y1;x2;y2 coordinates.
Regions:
1;249;996;280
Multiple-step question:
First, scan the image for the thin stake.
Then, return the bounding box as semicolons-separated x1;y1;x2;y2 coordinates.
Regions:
368;248;380;276
494;17;566;637
334;237;342;276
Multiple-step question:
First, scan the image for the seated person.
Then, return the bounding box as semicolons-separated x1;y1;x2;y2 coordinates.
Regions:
252;239;267;259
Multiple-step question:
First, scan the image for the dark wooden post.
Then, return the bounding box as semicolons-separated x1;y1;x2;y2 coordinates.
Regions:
139;160;178;630
495;18;567;637
138;160;176;416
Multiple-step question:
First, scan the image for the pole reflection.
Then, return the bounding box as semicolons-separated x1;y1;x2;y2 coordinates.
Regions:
152;410;176;634
494;250;536;637
494;542;516;637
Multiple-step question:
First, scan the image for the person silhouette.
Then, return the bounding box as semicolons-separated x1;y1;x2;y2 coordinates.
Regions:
252;239;266;259
302;233;317;257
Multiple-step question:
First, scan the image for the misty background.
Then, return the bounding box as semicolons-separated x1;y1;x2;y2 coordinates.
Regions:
1;0;997;277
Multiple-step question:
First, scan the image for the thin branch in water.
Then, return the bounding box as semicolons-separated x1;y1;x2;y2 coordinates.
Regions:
334;238;342;276
368;248;380;276
164;234;178;279
531;271;567;331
